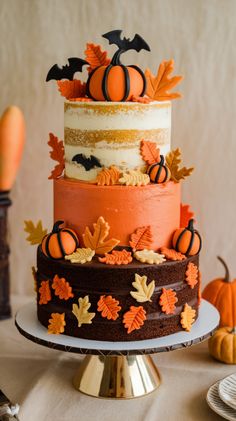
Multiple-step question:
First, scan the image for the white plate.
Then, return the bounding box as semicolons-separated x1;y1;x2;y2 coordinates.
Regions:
219;374;236;411
207;381;236;421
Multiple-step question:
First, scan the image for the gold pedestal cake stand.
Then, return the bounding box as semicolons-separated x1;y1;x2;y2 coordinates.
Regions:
15;300;219;399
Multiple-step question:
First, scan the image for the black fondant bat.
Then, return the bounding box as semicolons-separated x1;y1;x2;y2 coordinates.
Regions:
72;154;102;171
103;30;150;53
46;57;88;81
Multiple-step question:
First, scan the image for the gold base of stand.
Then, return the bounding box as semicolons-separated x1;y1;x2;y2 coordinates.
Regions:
73;354;161;399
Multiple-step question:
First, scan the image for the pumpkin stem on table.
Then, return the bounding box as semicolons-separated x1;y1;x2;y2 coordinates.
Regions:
217;256;230;283
52;220;64;233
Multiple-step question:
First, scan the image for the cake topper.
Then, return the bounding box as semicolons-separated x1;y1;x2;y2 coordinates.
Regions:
46;57;88;81
102;30;150;64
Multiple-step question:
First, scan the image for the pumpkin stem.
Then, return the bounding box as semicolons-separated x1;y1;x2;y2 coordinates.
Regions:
52;220;64;233
217;256;230;283
187;218;194;231
111;49;125;65
232;327;236;334
159;155;164;166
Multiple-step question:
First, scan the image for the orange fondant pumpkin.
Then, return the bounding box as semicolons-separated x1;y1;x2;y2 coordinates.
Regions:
147;155;171;184
172;219;202;256
202;257;236;327
41;220;79;259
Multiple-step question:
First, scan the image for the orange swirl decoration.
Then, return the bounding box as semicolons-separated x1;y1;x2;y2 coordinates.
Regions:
42;220;79;259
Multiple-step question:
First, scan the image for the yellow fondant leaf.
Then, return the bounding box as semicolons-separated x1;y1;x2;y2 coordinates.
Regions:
180;303;196;332
130;274;155;303
72;295;96;327
24;220;47;245
119;170;150;186
165;148;194;183
134;249;166;264
65;248;95;264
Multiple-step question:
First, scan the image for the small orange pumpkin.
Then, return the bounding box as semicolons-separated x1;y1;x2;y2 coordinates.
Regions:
208;326;236;364
41;220;79;259
172;219;202;256
147;155;171;184
202;257;236;327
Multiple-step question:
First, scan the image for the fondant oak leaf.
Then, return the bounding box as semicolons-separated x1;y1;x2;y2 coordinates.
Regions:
83;216;120;255
130;274;155;303
52;274;74;300
85;43;110;73
159;288;178;314
65;248;95;264
180;303;196;332
48;313;66;335
134;249;166;265
98;249;132;265
185;262;198;289
160;247;186;261
145;59;183;101
123;306;146;334
140;140;160;165
165;148;194;183
57;80;86;100
39;280;51;305
119;170;150;186
95;165;121;186
72;295;95;327
97;295;121;320
129;226;153;251
24;220;47;245
180;204;195;228
130;95;151;104
48;133;65;180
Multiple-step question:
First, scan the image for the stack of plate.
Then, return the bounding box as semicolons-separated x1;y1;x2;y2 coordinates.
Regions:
207;373;236;420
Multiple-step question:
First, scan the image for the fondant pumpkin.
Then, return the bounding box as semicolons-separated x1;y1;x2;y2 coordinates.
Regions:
147;155;171;184
202;257;236;327
172;219;202;256
208;326;236;364
42;220;79;259
86;30;150;102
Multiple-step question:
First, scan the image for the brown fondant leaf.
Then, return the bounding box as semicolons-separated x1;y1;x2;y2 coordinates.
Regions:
83;216;120;255
180;303;196;332
85;43;110;72
57;80;86;100
123;306;146;334
185;262;198;289
48;133;65;179
180;204;195;228
95;166;121;186
140;140;160;165
159;288;178;314
97;295;121;320
72;295;95;327
98;249;132;265
129;226;153;251
160;247;186;261
145;59;183;101
130;274;155;303
165;148;194;183
52;274;74;300
119;170;150;186
48;313;66;334
39;280;51;305
130;95;151;104
24;220;47;245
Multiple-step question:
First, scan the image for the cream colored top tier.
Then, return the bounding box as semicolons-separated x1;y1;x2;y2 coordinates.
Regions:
64;101;171;181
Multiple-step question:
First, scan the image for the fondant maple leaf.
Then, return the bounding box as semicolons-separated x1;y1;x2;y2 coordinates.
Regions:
57;80;86;100
83;216;120;255
145;59;183;101
85;43;110;72
39;280;51;305
24;220;47;245
165;148;194;183
180;204;195;228
48;133;65;179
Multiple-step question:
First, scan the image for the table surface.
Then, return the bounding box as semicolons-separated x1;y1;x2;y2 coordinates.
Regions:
0;295;235;421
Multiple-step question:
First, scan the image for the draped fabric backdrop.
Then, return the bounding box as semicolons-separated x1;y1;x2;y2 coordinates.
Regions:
0;0;235;295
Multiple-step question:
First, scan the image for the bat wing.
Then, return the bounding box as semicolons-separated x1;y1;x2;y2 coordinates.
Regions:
103;30;123;49
72;154;102;171
129;34;150;52
103;30;150;53
46;57;88;81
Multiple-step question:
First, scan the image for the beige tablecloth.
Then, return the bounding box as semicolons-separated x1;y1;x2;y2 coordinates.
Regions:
0;295;234;421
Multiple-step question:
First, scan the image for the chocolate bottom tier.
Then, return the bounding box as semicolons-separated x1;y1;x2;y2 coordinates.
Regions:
36;247;200;341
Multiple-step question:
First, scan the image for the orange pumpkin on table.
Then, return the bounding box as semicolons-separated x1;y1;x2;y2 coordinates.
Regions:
86;30;150;102
42;220;79;259
172;219;202;256
147;155;171;184
202;256;236;327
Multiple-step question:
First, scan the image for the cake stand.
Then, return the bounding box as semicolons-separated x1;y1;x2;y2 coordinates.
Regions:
15;300;219;399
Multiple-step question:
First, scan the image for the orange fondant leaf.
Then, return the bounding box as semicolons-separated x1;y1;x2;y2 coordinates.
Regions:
185;262;198;289
39;280;51;305
129;226;153;251
145;59;183;101
99;249;132;265
180;204;195;228
95;166;121;186
48;133;65;179
123;306;146;334
69;97;93;102
140;140;160;165
180;303;196;332
97;295;121;320
57;80;86;100
48;313;66;334
165;148;194;183
52;274;74;300
160;247;186;261
130;95;152;104
198;271;202;305
159;288;178;314
85;43;111;72
83;216;120;255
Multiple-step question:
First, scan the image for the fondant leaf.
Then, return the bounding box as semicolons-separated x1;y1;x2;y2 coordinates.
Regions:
97;295;121;320
95;165;121;186
39;280;51;305
98;249;132;265
123;306;146;334
72;295;95;327
145;59;183;101
185;262;198;289
129;226;153;251
52;274;74;300
119;170;150;186
130;274;155;303
24;220;47;245
85;43;110;72
180;204;195;228
159;288;178;314
134;249;166;264
48;313;66;335
140;140;160;165
57;80;86;100
160;247;186;261
130;95;151;104
65;248;95;264
165;148;194;183
180;303;196;332
83;216;120;255
48;133;65;180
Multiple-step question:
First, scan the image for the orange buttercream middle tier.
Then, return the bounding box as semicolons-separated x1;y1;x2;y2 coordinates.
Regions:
54;178;181;249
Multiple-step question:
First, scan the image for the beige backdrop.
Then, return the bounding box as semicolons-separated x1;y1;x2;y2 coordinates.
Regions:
0;0;235;295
